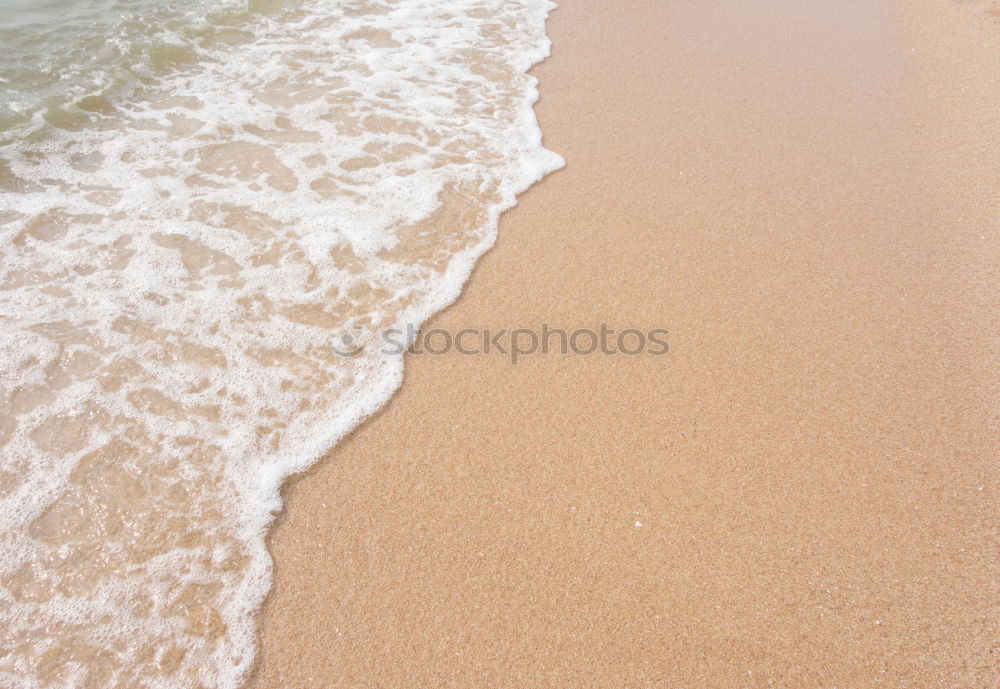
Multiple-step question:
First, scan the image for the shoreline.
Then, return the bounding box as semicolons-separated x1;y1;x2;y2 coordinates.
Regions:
251;0;999;686
0;2;565;686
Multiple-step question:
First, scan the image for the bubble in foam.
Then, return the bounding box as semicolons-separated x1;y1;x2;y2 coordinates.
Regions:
0;0;562;687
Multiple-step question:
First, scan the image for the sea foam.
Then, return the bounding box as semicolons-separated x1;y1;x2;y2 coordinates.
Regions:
0;1;562;686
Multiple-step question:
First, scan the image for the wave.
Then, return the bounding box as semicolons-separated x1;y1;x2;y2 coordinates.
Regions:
0;0;255;133
0;0;562;686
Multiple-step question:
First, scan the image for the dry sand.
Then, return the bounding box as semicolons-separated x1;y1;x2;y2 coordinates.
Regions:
249;0;999;686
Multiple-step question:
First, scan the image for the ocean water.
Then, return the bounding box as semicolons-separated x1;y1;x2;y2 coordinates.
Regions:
0;0;251;132
0;0;563;686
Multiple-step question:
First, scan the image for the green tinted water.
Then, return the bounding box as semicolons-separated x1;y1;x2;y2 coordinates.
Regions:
0;0;250;131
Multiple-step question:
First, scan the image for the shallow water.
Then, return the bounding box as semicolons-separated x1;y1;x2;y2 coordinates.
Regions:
0;0;562;686
0;0;252;132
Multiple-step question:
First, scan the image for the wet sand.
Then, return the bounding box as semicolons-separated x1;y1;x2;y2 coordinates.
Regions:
250;0;999;686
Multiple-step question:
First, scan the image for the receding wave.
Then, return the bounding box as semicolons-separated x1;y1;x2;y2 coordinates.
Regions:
0;0;562;686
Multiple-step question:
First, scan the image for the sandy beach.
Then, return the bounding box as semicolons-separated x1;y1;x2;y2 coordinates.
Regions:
250;0;998;686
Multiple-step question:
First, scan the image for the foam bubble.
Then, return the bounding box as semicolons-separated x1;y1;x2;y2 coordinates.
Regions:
0;0;562;687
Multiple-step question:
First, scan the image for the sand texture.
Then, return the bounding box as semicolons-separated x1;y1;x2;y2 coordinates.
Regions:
250;0;999;686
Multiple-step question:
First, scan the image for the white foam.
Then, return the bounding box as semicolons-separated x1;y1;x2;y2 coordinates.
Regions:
0;0;563;687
